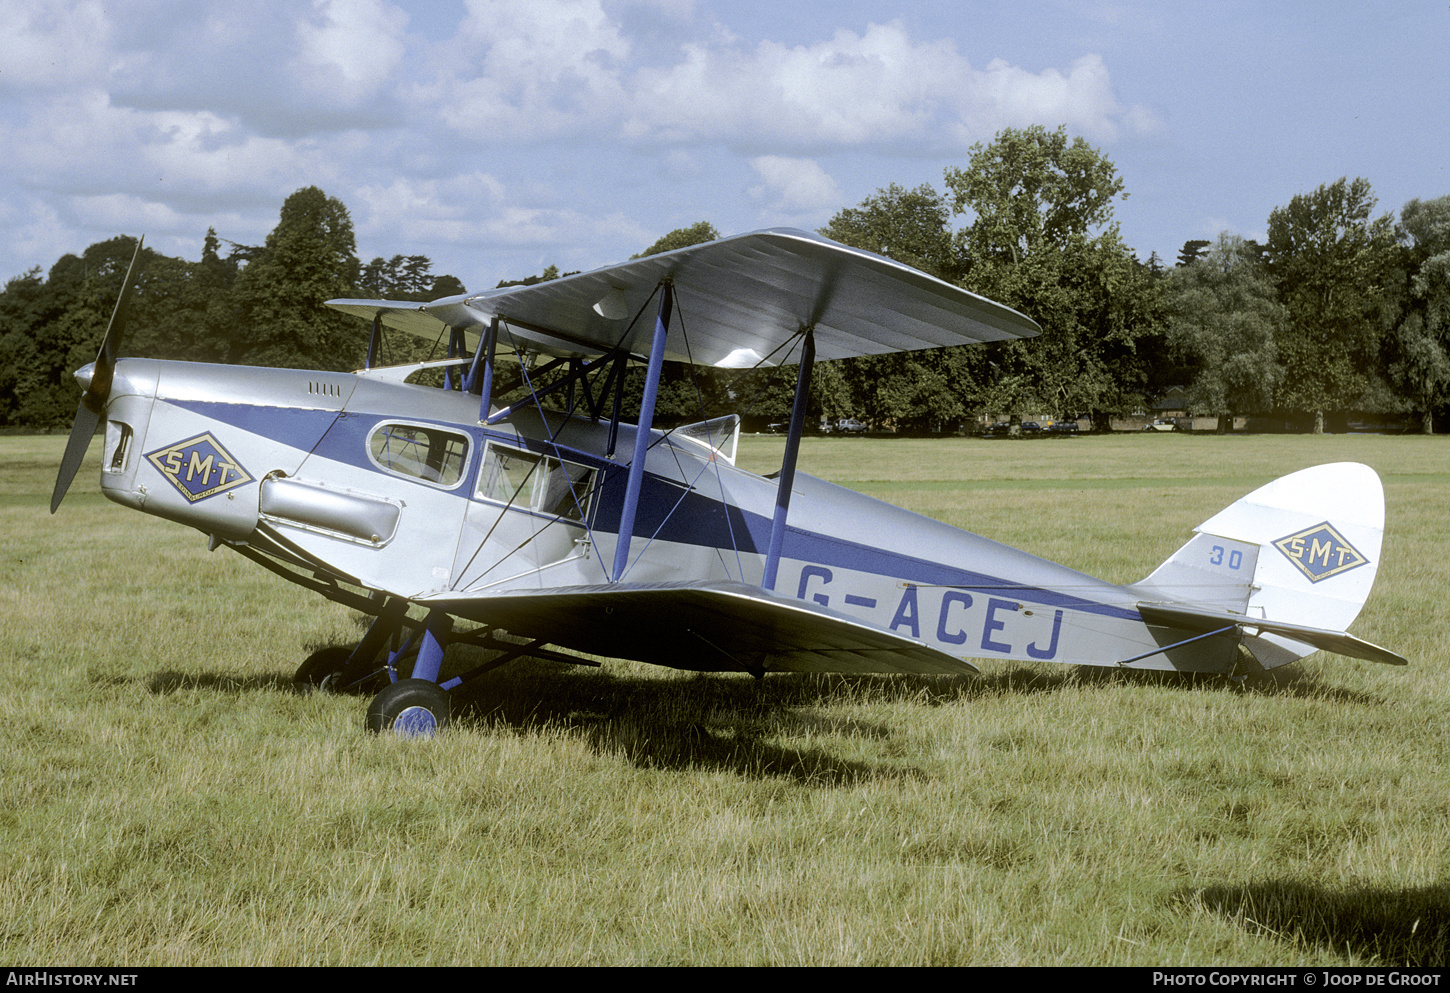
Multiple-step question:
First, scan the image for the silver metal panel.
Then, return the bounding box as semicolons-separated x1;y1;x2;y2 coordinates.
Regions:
327;228;1039;368
260;477;401;545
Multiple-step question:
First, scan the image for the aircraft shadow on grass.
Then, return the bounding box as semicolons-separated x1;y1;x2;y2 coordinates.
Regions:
1188;880;1450;966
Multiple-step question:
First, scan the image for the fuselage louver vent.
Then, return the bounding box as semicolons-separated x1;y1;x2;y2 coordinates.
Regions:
308;381;342;398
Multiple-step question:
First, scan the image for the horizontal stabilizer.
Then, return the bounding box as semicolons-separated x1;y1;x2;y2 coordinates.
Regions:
1138;601;1406;666
422;580;981;676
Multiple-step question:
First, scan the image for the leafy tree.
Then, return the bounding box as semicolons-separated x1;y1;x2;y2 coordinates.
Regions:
0;267;52;425
813;185;976;431
0;235;186;427
1266;177;1400;432
946;124;1126;268
432;274;467;297
1165;234;1286;431
945;126;1160;429
819;184;957;280
127;231;230;364
360;254;464;301
1388;195;1450;433
1176;240;1210;267
230;187;365;370
495;264;574;289
624;222;739;424
632;222;720;259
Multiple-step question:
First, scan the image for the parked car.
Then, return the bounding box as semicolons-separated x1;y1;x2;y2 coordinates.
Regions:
766;422;788;434
1020;421;1043;434
832;418;868;435
1143;419;1176;432
1047;419;1080;435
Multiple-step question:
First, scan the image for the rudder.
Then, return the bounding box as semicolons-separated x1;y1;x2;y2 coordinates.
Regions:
1134;463;1387;669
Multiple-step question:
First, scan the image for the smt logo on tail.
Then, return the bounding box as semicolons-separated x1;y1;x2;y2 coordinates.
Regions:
145;433;252;503
1273;522;1368;583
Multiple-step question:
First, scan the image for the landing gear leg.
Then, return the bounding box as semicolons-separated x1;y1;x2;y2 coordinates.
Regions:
293;597;411;694
366;609;454;737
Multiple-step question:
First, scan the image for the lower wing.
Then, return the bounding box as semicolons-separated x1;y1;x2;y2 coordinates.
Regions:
420;580;980;676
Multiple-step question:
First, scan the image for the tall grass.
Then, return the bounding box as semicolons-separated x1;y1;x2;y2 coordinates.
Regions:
1;433;1446;965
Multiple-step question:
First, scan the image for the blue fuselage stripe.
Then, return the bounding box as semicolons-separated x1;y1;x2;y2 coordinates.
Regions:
173;397;1138;622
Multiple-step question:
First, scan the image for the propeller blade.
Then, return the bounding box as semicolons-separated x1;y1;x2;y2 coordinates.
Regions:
50;401;101;514
49;235;145;514
89;235;144;402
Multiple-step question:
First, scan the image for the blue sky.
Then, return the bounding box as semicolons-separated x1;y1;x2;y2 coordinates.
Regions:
1;0;1446;291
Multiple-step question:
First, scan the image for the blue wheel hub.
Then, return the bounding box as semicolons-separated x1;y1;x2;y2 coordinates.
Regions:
391;705;438;738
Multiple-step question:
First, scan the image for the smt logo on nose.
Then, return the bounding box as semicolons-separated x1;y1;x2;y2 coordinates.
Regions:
1273;522;1368;583
146;433;253;503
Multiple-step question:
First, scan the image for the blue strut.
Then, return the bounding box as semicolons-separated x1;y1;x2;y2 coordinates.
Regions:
611;283;673;582
763;328;815;591
412;610;454;684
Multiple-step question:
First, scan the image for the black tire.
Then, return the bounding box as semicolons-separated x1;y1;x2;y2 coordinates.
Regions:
366;679;450;737
295;646;353;690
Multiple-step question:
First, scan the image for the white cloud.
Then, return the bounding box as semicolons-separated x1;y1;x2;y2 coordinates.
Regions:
622;22;1156;151
748;156;840;220
0;196;75;278
428;0;630;138
0;0;112;90
294;0;409;103
423;13;1155;151
1;90;305;202
0;1;1167;283
73;193;186;230
354;173;507;247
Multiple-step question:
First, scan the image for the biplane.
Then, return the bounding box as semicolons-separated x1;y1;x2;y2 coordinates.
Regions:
51;229;1406;736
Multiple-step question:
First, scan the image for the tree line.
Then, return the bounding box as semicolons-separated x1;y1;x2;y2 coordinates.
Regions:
3;131;1448;433
794;132;1449;435
0;187;465;428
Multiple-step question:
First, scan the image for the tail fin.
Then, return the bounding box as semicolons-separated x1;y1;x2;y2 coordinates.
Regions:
1133;463;1402;668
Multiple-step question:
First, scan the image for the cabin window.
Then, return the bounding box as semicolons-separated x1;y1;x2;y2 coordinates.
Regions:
477;443;596;522
367;423;469;488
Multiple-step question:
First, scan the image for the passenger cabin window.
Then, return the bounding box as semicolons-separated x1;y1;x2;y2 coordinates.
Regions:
477;443;596;522
368;423;469;488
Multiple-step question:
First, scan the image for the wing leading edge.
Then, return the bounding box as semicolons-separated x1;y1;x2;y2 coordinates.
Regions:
328;228;1039;369
421;581;981;676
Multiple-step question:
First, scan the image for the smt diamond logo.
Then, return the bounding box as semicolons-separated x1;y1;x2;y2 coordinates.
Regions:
146;433;253;503
1273;522;1368;583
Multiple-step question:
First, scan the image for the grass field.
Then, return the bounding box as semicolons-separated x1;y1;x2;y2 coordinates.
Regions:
1;431;1447;965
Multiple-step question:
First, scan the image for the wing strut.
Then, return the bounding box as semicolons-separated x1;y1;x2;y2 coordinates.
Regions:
763;328;815;591
466;316;498;416
366;313;382;369
611;282;673;581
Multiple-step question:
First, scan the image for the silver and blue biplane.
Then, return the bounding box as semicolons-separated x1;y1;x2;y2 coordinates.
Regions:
51;229;1406;735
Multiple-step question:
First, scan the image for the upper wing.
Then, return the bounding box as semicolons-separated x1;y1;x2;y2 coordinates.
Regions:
420;580;981;676
328;228;1039;369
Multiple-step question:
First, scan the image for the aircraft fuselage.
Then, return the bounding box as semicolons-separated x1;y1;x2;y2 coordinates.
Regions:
95;356;1233;674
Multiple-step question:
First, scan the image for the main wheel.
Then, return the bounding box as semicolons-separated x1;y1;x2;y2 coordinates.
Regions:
295;646;353;691
366;679;450;737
